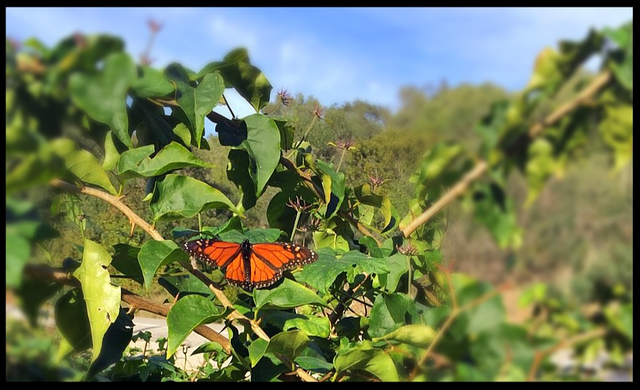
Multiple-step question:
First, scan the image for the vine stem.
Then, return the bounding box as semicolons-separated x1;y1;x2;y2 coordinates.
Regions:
336;148;347;172
526;327;607;381
408;264;510;381
290;209;302;241
222;94;236;119
49;179;164;241
400;70;612;238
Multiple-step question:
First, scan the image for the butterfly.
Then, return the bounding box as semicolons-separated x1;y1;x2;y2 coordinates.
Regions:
183;237;318;291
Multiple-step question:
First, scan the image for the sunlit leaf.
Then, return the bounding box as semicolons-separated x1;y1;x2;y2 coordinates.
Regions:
258;310;331;338
51;138;117;195
380;253;409;293
198;48;273;112
137;240;189;289
165;64;224;147
226;149;257;213
525;138;557;206
150;174;240;222
166;294;229;358
333;346;399;382
72;239;121;362
111;244;143;286
368;292;411;338
297;248;389;295
131;65;175;98
69;52;136;147
253;278;327;310
117;142;210;178
600;103;633;173
372;324;437;348
315;160;345;219
55;288;92;360
241;114;281;196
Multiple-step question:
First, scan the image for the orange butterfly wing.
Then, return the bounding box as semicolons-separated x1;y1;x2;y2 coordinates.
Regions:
183;239;318;290
247;242;318;289
183;238;241;269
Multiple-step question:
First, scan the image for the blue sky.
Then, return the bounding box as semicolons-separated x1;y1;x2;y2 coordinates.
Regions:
6;7;633;121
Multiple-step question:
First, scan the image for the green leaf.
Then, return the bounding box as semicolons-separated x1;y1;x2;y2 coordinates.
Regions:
464;180;522;249
172;123;192;146
55;288;92;360
102;131;121;170
86;310;134;380
381;253;409;293
273;118;295;150
137;240;189;289
297;249;389;295
248;338;269;368
51;138;117;195
258;311;331;338
158;274;217;301
267;187;316;236
295;343;334;373
315;160;346;219
603;21;633;90
15;277;62;328
111;244;143;286
409;142;465;203
267;330;310;362
166;65;224;147
525;138;557;206
198;48;273;112
604;303;632;341
72;240;121;362
69;52;136;147
245;228;286;243
354;184;395;232
117;142;209;178
166;294;229;358
449;275;506;337
5;232;30;289
202;216;244;237
131;97;176;147
253;278;327;310
518;282;548;308
131;65;175;98
6;145;65;195
150;174;240;222
312;218;353;254
116;144;155;176
599;103;633;173
191;341;225;355
372;324;436;348
367;292;411;338
226;149;257;213
239;114;281;196
419;304;452;328
334;347;399;382
526;47;563;95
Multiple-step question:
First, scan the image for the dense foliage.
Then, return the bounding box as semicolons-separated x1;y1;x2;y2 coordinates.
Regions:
6;20;632;381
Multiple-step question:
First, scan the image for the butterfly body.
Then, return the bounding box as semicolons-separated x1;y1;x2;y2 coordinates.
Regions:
183;238;318;291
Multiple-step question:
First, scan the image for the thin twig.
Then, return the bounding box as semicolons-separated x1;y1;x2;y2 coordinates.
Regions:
222;94;236;119
49;179;163;241
526;327;607;381
400;70;612;238
401;161;488;238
